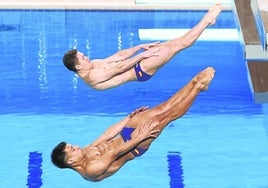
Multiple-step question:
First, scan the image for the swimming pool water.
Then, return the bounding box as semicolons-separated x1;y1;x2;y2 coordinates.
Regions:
0;10;238;115
0;10;268;188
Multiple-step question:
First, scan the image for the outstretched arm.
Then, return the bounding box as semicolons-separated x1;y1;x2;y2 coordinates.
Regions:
113;120;159;156
87;120;160;178
90;107;149;146
88;47;159;88
102;42;160;63
114;47;159;71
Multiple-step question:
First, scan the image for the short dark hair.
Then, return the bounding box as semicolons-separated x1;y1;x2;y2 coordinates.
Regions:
62;49;78;72
51;142;69;169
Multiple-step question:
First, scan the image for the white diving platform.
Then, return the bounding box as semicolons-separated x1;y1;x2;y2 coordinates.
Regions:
138;29;240;41
235;0;268;103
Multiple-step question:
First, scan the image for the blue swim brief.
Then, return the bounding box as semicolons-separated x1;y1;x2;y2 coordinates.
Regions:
120;127;147;157
134;62;152;82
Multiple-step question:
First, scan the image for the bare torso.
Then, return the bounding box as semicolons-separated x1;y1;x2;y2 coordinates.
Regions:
79;134;135;181
78;59;136;90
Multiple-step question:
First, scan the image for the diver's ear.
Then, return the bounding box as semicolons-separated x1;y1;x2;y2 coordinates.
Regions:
67;159;74;165
75;65;81;70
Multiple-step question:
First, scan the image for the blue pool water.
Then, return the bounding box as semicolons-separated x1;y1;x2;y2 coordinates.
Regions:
0;10;268;188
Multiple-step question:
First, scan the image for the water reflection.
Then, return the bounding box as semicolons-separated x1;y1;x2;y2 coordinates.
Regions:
38;32;48;96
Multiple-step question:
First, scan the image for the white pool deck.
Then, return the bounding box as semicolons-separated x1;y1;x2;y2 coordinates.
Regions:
0;0;233;10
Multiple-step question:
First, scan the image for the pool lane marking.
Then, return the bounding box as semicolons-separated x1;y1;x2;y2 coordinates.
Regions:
27;152;43;188
167;151;184;188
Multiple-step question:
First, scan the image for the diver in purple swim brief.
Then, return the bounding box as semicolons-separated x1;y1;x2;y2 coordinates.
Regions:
133;62;152;82
120;127;148;157
51;66;216;182
62;3;222;90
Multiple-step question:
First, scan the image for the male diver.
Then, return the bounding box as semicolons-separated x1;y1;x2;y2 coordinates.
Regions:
62;4;221;90
51;67;215;182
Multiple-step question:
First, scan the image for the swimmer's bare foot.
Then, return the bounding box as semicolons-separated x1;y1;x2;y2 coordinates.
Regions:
195;67;216;91
202;3;222;25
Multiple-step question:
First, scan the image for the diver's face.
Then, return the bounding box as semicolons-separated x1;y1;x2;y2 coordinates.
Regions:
64;144;83;165
75;52;91;71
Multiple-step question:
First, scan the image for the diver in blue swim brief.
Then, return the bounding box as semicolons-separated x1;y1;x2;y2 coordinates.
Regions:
63;3;221;90
51;66;216;182
120;127;148;157
134;62;152;82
